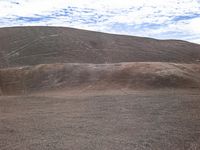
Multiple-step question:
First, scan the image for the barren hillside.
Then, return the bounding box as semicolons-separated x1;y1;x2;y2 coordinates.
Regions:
0;26;200;95
0;26;200;68
1;62;200;95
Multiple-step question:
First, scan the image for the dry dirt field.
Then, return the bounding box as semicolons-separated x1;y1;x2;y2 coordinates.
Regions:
1;89;200;150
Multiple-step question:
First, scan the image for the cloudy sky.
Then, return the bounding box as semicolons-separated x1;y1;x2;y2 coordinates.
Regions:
0;0;200;44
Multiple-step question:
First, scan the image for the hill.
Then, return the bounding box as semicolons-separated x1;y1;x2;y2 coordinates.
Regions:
0;26;200;68
0;26;200;95
1;62;200;95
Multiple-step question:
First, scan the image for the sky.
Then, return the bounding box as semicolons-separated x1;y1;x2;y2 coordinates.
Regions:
0;0;200;44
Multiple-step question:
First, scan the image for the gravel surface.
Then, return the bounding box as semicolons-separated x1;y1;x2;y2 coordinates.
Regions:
0;90;200;150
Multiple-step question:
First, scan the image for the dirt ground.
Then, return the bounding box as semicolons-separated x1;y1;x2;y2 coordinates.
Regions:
0;89;200;150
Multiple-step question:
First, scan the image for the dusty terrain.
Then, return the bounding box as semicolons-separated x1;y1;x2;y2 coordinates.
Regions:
0;26;200;150
1;90;200;150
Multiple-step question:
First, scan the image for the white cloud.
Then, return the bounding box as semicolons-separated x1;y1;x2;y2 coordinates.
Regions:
0;0;200;44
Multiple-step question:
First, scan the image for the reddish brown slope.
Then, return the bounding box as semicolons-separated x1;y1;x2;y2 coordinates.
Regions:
0;26;200;95
0;26;200;68
1;62;200;95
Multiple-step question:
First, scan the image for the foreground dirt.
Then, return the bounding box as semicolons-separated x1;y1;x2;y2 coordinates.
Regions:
1;89;200;150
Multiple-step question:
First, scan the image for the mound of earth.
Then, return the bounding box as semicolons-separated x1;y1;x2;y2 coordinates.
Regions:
0;62;200;95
